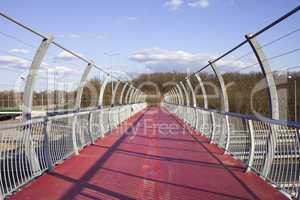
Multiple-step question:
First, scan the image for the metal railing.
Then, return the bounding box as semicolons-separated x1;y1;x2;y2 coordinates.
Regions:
0;103;147;198
163;103;300;199
163;6;300;199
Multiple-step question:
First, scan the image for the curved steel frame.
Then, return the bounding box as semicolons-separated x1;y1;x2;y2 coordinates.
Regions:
186;78;197;127
195;74;208;109
180;82;190;106
98;76;109;108
246;34;279;120
119;83;128;105
75;63;93;110
111;81;120;106
209;61;229;112
125;86;133;104
176;85;184;105
22;36;54;120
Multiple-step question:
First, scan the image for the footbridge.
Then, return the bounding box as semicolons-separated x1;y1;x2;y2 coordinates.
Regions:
0;5;299;200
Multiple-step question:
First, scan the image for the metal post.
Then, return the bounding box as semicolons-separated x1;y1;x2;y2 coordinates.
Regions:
72;115;79;155
262;124;278;177
43;117;53;170
195;73;208;109
180;82;190;123
23;35;54;120
224;115;231;154
176;85;184;117
88;112;94;144
245;34;279;119
98;76;108;137
247;119;255;172
210;112;216;143
75;63;93;110
119;83;128;105
111;81;120;106
209;61;229;112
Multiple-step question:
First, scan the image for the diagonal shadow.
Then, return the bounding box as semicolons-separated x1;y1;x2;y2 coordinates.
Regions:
121;141;224;154
92;144;245;172
49;166;250;200
169;111;261;200
132;134;198;143
55;109;148;200
100;167;252;200
49;172;135;200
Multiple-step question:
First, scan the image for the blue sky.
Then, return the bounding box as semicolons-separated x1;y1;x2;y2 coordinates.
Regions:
0;0;299;90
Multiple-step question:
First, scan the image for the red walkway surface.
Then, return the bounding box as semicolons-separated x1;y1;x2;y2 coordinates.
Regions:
10;107;287;200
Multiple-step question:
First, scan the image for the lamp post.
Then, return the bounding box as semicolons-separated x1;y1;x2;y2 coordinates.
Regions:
104;52;120;96
288;75;297;121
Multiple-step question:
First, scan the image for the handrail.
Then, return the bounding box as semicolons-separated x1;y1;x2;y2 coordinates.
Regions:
166;102;300;129
0;102;147;198
163;102;300;199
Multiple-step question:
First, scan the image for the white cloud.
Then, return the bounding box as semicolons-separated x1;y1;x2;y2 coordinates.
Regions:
0;55;30;69
125;16;137;21
9;49;30;54
188;0;210;8
54;51;77;62
97;34;104;39
165;0;184;10
69;34;80;39
129;48;249;72
45;66;73;74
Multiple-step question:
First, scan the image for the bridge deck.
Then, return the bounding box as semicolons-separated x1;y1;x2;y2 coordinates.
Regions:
10;107;287;200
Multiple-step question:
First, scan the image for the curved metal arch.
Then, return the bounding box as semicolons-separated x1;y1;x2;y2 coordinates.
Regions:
129;88;137;104
125;86;133;104
186;77;198;128
170;89;177;104
186;78;196;107
195;73;208;109
170;90;176;104
135;90;142;103
173;87;181;105
98;75;109;107
119;83;128;105
172;88;179;104
75;63;93;110
209;61;229;112
176;85;184;105
132;90;138;103
172;88;179;105
134;90;140;103
246;34;279;120
134;91;139;103
246;34;280;178
23;35;54;120
180;82;190;106
111;81;120;106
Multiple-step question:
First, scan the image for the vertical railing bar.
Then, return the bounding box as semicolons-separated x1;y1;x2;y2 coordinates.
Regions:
247;119;255;172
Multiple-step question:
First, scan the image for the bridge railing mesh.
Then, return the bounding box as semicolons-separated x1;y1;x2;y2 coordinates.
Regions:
0;103;146;198
163;103;300;199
